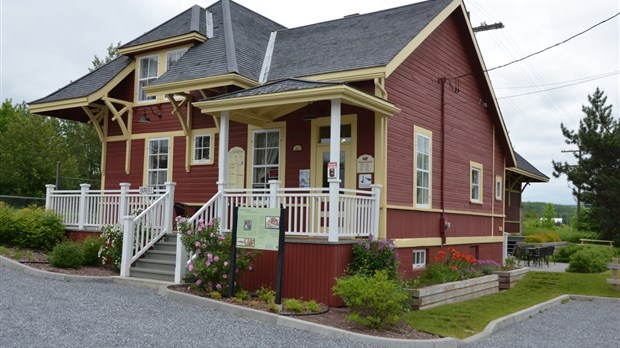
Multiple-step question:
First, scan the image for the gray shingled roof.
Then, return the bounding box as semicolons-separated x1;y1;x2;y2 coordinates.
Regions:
206;79;341;100
120;5;206;50
30;55;132;104
267;0;452;81
514;152;549;181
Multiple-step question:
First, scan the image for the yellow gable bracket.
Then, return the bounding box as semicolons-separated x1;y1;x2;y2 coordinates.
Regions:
194;85;400;123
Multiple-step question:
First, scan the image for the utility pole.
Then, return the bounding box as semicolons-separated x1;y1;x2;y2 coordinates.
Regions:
561;149;582;229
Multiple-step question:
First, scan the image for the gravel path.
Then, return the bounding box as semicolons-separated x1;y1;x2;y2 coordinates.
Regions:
469;299;620;348
0;266;376;348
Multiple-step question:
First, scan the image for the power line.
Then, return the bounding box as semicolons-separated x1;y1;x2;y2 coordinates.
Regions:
497;72;619;99
456;12;620;79
495;71;620;90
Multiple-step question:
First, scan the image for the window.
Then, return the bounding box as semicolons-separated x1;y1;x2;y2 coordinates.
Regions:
413;250;426;269
495;176;503;201
470;161;483;203
137;55;159;101
166;48;188;71
193;134;213;164
252;130;280;189
414;127;432;208
147;138;169;190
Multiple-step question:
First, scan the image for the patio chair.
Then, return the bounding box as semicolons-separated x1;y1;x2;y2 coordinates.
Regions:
540;246;555;266
528;247;543;267
514;245;530;266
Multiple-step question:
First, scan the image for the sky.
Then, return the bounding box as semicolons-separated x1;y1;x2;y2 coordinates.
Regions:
1;0;618;205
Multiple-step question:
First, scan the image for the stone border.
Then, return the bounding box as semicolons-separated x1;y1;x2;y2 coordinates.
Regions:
3;255;619;348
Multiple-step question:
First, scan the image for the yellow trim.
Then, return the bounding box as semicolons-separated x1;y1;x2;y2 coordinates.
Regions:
142;136;174;186
413;126;433;209
302;67;386;83
191;129;218;165
506;167;549;183
145;74;258;96
495;175;503;201
107;130;186;142
470;161;483;204
118;33;206;55
386;204;505;218
385;0;461;77
135;46;193;104
374;79;389;239
29;62;135;114
309;115;358;190
246;122;287;189
394;236;503;248
195;85;400;118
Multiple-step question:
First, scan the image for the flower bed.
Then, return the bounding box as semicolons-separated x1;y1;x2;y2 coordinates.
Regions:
495;267;529;290
408;274;499;310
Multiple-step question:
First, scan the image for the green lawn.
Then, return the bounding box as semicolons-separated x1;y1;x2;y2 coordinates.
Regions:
405;271;620;339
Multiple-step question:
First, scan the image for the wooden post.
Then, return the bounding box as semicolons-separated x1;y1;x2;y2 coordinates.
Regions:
45;184;56;210
608;258;619;290
120;215;134;277
78;184;91;230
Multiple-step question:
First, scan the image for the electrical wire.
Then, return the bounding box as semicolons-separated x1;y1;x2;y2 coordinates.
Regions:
495;71;620;89
497;71;619;99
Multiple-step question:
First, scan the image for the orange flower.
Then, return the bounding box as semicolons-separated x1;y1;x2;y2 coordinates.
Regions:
450;266;457;271
433;256;439;262
438;250;446;256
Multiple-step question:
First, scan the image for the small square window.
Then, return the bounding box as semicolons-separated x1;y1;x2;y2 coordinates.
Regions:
413;249;427;269
193;134;212;164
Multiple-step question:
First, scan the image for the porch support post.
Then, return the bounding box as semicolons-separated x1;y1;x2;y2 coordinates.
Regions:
370;184;382;237
164;182;176;234
268;180;281;208
118;183;131;225
217;111;230;233
45;184;55;210
78;183;91;230
120;215;134;277
328;99;341;243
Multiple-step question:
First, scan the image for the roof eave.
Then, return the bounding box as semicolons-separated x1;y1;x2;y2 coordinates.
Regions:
144;74;259;96
506;167;550;183
118;32;207;56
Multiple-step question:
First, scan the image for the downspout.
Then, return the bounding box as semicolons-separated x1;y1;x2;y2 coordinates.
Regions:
439;78;447;246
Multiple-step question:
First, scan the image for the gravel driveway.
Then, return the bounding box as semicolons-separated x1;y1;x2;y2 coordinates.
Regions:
0;266;376;348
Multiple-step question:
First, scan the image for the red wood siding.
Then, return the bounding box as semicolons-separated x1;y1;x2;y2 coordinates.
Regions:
104;139;145;189
384;10;509;240
240;241;352;307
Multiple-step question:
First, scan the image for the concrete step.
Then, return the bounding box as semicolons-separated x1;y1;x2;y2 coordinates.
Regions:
134;258;176;273
151;242;177;253
142;250;176;262
130;267;174;282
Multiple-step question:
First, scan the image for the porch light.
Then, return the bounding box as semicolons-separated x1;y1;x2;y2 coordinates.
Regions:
139;105;162;123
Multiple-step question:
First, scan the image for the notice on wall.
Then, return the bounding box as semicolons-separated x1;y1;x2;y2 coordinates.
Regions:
236;207;281;251
299;169;310;188
227;147;245;189
357;154;375;174
358;174;372;189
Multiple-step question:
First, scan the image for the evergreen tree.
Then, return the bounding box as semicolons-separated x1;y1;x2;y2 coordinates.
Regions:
90;41;121;71
552;88;620;243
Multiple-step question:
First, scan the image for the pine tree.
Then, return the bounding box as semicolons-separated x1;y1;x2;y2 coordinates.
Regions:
552;88;620;243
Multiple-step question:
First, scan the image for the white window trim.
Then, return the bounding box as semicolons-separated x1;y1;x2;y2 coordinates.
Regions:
136;54;159;103
413;249;427;269
135;47;190;104
251;128;281;189
191;132;214;165
165;48;189;71
470;161;483;204
144;137;172;189
413;126;432;209
495;175;503;201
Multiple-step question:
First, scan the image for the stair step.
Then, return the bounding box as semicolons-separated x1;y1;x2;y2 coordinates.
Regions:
151;242;177;252
130;267;174;282
142;250;176;261
134;258;176;272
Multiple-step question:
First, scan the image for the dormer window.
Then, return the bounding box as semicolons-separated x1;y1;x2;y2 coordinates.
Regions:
138;55;159;102
166;48;188;71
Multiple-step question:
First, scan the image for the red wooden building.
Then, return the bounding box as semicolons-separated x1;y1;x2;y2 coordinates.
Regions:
30;0;546;305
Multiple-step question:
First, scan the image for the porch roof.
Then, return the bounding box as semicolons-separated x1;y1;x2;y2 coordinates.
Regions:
193;78;400;126
507;152;549;183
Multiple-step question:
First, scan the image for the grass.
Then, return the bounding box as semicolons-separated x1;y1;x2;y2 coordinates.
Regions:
405;271;620;339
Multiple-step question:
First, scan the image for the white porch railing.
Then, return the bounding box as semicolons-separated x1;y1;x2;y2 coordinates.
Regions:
45;183;165;230
120;182;175;277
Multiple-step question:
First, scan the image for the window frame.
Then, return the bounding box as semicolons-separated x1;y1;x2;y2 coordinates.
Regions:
251;129;281;189
192;133;214;165
495;175;503;201
470;161;483;204
412;249;427;269
165;48;189;71
145;137;171;190
137;54;159;102
413;126;432;209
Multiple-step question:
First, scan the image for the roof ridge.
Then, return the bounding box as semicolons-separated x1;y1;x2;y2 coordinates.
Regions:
120;6;200;49
221;0;239;73
228;0;287;29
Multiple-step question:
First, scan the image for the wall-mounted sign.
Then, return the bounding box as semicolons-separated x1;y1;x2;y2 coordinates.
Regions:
357;154;375;174
327;162;338;179
139;186;154;194
299;169;310;188
293;145;302;152
227;147;245;189
358;174;372;189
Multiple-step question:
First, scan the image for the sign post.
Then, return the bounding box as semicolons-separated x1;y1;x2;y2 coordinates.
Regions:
228;206;286;305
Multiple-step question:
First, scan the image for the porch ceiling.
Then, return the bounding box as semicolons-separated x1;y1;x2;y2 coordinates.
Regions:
193;78;400;127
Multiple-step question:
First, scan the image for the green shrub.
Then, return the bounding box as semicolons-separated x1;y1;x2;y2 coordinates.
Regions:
0;202;15;244
12;207;64;250
256;287;275;303
283;299;304;313
305;300;321;312
524;232;561;243
349;234;400;280
554;244;582;262
98;224;123;271
235;289;251;301
567;247;614;273
333;270;409;330
556;228;599;243
81;236;103;266
49;241;83;269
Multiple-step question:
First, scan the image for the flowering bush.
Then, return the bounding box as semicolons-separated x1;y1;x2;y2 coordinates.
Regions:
408;247;481;288
476;259;501;275
176;216;259;294
98;224;123;271
349;234;399;280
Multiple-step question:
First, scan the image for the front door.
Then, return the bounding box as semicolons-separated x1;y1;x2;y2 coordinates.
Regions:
311;118;356;190
315;148;348;189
